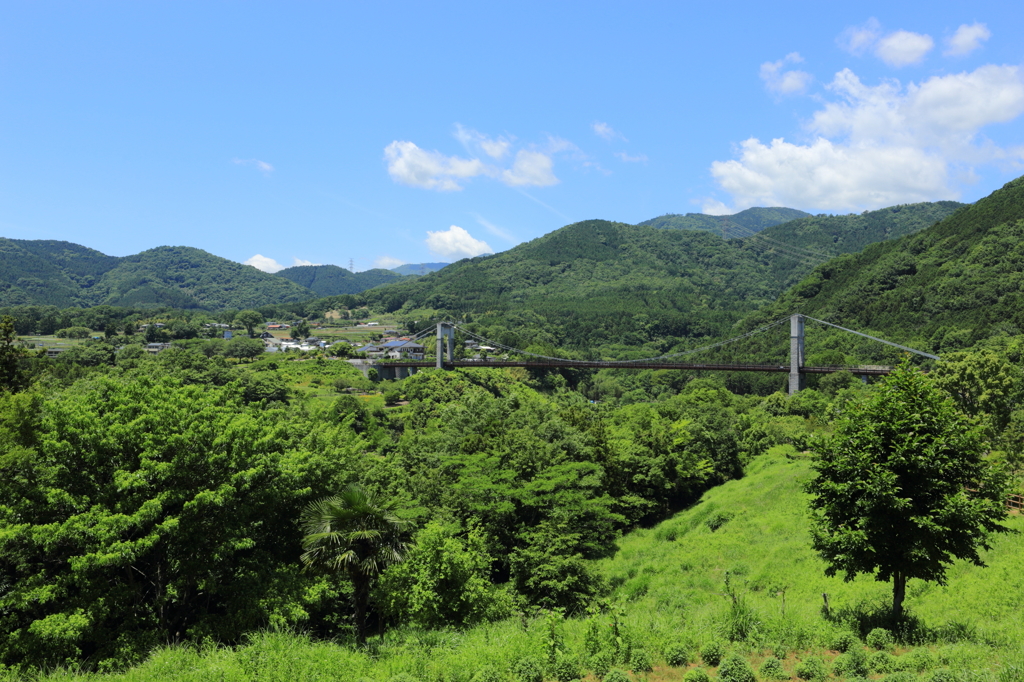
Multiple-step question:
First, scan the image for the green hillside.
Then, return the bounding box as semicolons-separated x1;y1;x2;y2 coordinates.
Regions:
742;177;1024;355
640;207;811;237
0;238;109;307
390;262;449;276
276;264;407;296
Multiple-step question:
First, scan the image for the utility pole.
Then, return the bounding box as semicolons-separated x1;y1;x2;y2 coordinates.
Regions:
789;313;805;395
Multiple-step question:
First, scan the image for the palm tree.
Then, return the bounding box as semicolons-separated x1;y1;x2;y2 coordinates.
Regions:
299;483;408;643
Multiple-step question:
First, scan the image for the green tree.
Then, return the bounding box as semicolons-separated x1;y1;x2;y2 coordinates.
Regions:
234;309;265;337
806;363;1012;620
0;316;27;392
300;483;408;643
294;319;311;340
226;337;265;363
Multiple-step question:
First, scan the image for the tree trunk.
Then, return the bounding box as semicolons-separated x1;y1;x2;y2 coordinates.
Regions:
353;576;370;645
892;571;906;621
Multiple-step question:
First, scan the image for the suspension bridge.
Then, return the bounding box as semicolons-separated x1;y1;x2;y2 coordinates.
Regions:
355;314;938;395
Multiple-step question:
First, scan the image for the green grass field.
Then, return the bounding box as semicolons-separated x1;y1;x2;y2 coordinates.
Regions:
10;453;1022;681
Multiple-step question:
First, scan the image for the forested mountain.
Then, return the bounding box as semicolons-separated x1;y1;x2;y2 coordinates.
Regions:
362;201;965;351
742;177;1024;354
389;262;449;276
639;206;811;237
276;264;407;296
0;240;316;309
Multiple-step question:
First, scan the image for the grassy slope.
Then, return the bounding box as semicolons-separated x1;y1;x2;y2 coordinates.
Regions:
24;453;1022;681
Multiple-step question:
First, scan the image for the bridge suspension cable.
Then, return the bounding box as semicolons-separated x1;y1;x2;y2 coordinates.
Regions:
802;315;940;361
452;316;791;365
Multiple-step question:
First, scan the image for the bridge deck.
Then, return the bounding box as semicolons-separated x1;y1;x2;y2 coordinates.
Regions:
377;360;892;375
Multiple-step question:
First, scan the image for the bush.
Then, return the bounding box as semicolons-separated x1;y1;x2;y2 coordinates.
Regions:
630;649;653;673
553;656;581;682
759;656;788;681
795;656;827;681
833;648;869;678
603;670;631;682
384;389;402;406
928;669;956;682
832;631;859;652
882;673;915;682
905;649;935;673
867;628;895;650
717;654;756;682
512;656;544;682
700;640;726;666
684;669;711;682
665;643;689;667
589;652;613;679
870;651;897;673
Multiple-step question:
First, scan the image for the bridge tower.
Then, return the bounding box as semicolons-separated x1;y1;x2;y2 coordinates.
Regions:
789;313;805;395
435;322;455;368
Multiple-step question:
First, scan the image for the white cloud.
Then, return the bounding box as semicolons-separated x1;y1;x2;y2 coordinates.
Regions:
592;122;625;141
760;53;813;95
707;64;1024;212
945;23;991;56
501;150;559;187
425;225;494;259
875;30;934;67
292;258;321;267
837;18;882;55
454;124;513;159
374;255;406;269
244;254;285;273
384;140;489;191
233;158;274;174
615;152;649;163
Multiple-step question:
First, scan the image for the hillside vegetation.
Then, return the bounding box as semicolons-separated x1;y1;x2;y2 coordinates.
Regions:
276;264;408;296
640;207;811;237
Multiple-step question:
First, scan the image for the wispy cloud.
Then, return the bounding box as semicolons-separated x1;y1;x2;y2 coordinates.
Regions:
760;52;813;96
592;121;626;141
474;214;516;242
232;158;274;174
615;152;649;163
837;19;934;67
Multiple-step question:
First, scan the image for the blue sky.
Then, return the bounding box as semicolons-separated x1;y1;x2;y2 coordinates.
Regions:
2;2;1023;272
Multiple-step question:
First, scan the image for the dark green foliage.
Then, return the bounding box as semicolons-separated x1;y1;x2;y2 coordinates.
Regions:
54;325;92;338
511;656;544;682
867;628;895;651
717;654;756;682
833;648;870;678
603;670;631;682
699;640;725;666
590;652;614;678
870;651;897;673
471;664;504;682
795;655;828;680
629;649;652;673
882;672;916;682
759;656;788;680
0;376;359;668
831;630;859;652
906;649;935;673
0;315;27;391
807;364;1011;619
276;264;408;296
705;511;733;531
683;668;711;682
664;643;689;667
928;669;956;682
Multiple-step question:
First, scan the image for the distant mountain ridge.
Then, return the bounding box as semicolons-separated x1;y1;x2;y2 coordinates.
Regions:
389;262;449;276
639;207;812;237
275;264;409;297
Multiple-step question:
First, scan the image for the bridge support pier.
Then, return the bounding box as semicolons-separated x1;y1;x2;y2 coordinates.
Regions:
789;313;805;395
435;322;455;368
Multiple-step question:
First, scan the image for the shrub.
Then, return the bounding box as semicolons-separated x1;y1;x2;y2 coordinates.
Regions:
717;654;756;682
832;631;859;652
795;656;827;681
630;649;653;673
389;675;419;682
759;656;788;681
882;673;915;682
867;628;895;650
833;648;869;677
603;670;631;682
869;651;897;674
905;649;935;673
706;511;734;531
589;652;613;679
665;643;689;667
700;640;726;667
684;669;711;682
553;656;581;682
512;656;544;682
